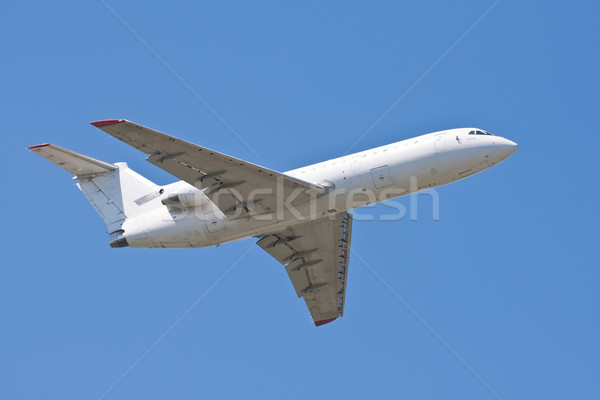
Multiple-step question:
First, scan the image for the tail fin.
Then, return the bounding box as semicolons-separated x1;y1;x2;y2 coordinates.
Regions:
28;144;162;247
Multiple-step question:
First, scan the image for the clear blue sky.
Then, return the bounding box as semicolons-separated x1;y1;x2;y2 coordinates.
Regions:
2;1;599;399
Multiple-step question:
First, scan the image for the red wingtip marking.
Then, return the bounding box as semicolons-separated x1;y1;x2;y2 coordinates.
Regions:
90;119;125;127
28;143;51;149
315;317;337;327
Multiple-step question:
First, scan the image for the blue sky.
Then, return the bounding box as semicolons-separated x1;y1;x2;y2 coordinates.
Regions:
2;1;599;399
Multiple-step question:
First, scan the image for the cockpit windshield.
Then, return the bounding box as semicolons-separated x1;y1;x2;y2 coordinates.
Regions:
468;130;493;136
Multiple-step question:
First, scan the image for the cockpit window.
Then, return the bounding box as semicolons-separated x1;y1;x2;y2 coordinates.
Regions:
469;130;494;136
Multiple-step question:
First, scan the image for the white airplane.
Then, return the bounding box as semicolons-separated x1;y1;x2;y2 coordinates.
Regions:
29;120;517;326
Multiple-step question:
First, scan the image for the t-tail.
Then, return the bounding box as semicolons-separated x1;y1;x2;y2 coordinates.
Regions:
28;143;162;247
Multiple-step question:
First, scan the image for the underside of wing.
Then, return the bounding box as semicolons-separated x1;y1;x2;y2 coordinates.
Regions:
90;119;326;218
257;212;353;326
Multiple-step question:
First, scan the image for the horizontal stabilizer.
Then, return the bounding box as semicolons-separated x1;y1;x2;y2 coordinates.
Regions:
28;143;117;177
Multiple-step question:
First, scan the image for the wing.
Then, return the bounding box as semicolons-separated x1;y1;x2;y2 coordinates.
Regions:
90;119;326;218
257;212;353;326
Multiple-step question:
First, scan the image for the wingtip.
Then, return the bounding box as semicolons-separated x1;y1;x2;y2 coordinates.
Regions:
28;143;51;149
315;317;337;327
90;119;126;128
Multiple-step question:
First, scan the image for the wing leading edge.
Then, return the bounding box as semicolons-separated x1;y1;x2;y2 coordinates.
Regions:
257;212;353;326
90;119;326;218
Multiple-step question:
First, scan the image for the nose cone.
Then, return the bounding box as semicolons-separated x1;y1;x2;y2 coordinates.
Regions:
495;137;518;161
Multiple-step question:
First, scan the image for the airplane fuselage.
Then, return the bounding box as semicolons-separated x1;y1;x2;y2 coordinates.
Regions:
121;127;517;248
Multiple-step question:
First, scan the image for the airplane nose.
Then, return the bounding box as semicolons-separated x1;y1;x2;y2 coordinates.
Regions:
494;137;518;161
505;138;518;149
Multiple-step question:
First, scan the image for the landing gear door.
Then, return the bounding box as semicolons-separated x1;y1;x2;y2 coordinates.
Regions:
434;133;446;150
